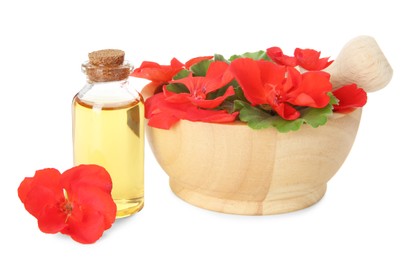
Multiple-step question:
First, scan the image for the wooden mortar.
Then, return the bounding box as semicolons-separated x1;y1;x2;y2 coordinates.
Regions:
146;35;393;215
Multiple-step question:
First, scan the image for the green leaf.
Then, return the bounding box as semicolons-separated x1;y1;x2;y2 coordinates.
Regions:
273;117;304;133
232;93;338;133
219;100;237;113
229;50;271;61
234;101;272;129
239;108;275;129
300;93;338;128
329;92;339;105
233;85;247;102
234;101;279;130
233;100;247;111
166;83;189;94
190;59;212;76
173;69;190;80
229;54;242;61
214;54;229;63
300;107;329;127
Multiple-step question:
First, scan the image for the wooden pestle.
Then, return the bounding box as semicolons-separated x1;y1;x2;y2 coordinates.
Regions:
325;35;393;92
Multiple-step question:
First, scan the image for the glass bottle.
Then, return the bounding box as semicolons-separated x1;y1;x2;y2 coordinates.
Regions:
72;49;144;218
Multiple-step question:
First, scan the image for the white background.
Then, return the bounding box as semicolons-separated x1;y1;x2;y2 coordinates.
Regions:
1;0;412;259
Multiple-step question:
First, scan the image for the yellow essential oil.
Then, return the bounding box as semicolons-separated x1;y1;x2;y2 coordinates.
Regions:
73;97;144;218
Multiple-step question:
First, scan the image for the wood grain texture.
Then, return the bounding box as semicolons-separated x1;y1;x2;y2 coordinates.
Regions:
147;109;362;215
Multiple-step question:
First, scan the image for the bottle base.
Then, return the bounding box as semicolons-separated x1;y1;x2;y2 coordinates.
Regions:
115;197;144;218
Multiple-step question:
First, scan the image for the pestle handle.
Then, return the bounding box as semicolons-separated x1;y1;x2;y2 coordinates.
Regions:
326;36;393;92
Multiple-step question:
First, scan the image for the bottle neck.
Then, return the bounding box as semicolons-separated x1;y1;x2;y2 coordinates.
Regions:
77;79;140;107
82;60;133;82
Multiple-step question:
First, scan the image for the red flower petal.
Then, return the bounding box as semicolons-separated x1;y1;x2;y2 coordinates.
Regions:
272;102;300;120
170;57;184;68
61;164;113;194
280;66;300;93
205;61;234;89
163;88;193;103
266;47;297;67
145;93;183;129
37;202;68;234
333;84;367;113
229;58;266;105
185;107;239;123
294;48;333;70
62;206;106;244
257;60;286;86
184;56;214;69
145;93;238;129
18;168;63;219
289;71;332;108
70;186;117;231
17;178;34;204
130;58;184;83
147;113;180;130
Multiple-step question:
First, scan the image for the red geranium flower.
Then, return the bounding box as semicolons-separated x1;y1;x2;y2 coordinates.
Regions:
18;165;116;244
266;46;297;67
131;56;214;97
333;84;367;113
294;48;333;70
164;61;235;109
145;93;239;129
229;58;332;120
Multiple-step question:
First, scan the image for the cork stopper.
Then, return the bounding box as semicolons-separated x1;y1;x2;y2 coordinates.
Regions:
83;49;132;82
88;49;125;66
